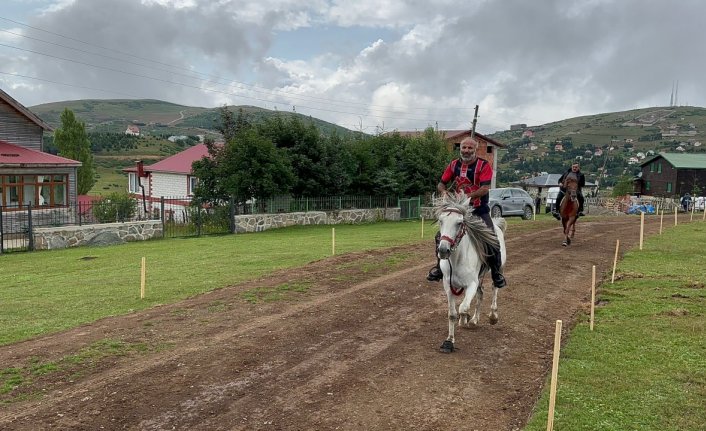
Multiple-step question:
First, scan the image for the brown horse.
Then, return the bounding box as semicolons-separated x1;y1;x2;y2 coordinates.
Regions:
559;172;579;246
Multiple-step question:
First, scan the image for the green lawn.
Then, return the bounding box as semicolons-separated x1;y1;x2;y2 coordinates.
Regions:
524;222;706;431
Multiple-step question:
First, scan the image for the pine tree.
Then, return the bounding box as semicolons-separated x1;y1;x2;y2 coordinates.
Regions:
54;109;95;194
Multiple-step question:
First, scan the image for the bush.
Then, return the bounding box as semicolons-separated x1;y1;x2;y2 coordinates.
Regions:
92;192;138;223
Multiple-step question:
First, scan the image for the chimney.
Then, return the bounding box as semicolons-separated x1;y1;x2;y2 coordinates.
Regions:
136;160;144;178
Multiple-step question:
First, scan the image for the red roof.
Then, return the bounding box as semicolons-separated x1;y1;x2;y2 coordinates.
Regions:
124;143;212;175
0;140;81;166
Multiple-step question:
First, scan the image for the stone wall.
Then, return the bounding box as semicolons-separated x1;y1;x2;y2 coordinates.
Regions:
29;208;400;250
33;221;163;250
233;208;400;233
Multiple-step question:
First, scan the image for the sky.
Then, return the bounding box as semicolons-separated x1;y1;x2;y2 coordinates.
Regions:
1;0;704;134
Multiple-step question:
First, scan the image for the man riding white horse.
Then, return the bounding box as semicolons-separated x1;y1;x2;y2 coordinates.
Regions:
427;137;506;289
552;161;586;220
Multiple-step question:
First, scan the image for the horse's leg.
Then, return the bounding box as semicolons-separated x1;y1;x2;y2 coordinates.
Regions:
488;286;499;325
458;281;478;328
571;218;576;238
441;284;457;353
470;280;484;326
562;219;569;246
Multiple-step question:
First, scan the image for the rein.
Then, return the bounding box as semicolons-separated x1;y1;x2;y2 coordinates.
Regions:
439;208;467;296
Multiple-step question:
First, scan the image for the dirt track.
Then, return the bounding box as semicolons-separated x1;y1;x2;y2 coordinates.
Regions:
0;216;670;430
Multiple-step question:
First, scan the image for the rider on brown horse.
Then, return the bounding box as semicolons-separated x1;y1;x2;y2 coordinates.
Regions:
552;162;586;220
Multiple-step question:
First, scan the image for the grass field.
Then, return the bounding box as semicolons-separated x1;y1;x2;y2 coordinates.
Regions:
524;222;706;431
2;217;704;429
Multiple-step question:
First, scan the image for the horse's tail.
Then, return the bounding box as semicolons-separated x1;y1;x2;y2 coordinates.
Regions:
494;217;507;234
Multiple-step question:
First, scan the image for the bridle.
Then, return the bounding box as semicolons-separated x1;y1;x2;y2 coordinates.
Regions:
439;208;467;251
438;208;469;296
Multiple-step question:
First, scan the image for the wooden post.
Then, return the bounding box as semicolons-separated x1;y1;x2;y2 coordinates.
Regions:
546;320;563;431
140;257;146;299
332;228;335;256
590;265;596;331
611;239;620;284
421;217;424;238
703;205;706;221
674;207;678;226
691;201;695;222
639;212;644;250
660;209;664;234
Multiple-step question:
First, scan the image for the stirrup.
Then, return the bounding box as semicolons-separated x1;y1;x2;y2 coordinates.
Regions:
427;267;442;282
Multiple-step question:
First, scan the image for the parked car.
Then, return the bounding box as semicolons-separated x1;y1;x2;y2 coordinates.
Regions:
488;188;535;220
545;186;560;213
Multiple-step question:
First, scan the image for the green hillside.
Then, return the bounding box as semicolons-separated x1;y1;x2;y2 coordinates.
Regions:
30;99;354;137
29;100;706;195
488;106;706;188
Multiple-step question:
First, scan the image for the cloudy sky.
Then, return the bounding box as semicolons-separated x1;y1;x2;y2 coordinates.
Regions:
1;0;703;134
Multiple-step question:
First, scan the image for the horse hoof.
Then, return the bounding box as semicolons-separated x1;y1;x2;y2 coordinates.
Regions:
562;242;568;247
439;340;454;353
489;314;498;325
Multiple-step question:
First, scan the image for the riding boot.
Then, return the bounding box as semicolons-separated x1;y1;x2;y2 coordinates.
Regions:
578;193;585;216
427;231;443;282
487;246;506;288
427;257;442;281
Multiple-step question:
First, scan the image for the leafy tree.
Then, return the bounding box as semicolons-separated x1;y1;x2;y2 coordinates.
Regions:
612;175;634;197
54;108;95;194
398;128;450;196
192;128;294;209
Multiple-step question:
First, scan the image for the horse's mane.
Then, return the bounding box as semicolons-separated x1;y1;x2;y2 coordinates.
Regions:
432;193;503;263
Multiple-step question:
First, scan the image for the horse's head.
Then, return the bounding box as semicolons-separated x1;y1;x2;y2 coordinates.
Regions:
564;172;579;201
433;193;470;259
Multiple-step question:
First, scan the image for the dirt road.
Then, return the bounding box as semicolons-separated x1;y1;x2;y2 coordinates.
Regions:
0;216;668;430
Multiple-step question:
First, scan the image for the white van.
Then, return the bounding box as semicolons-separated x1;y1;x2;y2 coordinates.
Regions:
545;187;561;213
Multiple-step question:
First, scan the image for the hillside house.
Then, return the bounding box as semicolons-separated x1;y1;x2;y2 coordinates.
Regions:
124;143;212;221
125;124;140;136
636;152;706;197
0;88;80;211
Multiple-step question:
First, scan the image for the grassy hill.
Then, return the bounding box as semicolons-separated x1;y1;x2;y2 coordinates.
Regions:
29;100;706;195
487;106;706;188
31;99;358;195
30;99;354;137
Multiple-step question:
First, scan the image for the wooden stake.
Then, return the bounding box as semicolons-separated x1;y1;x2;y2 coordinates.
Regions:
421;217;424;238
703;206;706;221
660;209;664;234
332;228;335;256
639;212;644;250
674;207;678;226
611;239;620;284
546;320;563;431
691;201;695;222
140;257;146;299
590;265;596;331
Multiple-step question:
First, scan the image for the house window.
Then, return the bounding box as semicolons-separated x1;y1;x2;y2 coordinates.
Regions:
128;173;140;193
657;163;662;173
667;182;672;192
649;164;654;172
645;181;651;191
188;176;198;195
1;174;67;208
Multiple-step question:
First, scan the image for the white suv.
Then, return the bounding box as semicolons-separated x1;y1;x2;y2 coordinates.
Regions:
545;187;561;213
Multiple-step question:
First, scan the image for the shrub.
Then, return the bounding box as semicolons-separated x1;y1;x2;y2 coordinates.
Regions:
92;192;138;223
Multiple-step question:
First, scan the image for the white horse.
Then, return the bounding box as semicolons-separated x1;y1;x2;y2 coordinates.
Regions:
434;193;507;353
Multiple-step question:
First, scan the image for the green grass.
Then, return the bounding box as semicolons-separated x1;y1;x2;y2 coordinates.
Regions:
524;222;706;431
0;217;546;347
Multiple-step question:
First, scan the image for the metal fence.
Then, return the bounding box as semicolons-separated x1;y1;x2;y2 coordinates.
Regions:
1;194;409;252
